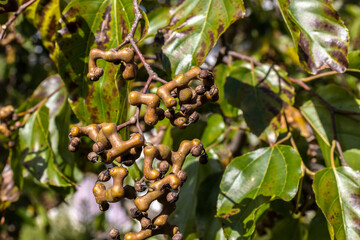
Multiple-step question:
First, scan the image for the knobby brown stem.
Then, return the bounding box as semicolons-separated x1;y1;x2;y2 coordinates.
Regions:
113;0;169;133
0;0;37;40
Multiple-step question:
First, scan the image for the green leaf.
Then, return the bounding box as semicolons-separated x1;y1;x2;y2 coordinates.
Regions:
144;7;171;40
223;62;294;136
313;166;360;240
213;63;239;118
217;145;302;216
300;84;360;167
159;0;245;76
347;50;360;79
19;0;67;53
18;76;75;187
54;0;148;124
308;210;331;240
170;156;223;236
343;149;360;171
277;0;349;74
221;198;269;239
19;106;73;186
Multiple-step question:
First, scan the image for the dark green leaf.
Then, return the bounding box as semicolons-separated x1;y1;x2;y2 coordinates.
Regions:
223;62;294;136
347;50;360;78
308;210;331;240
54;0;148;124
270;215;307;240
313;166;360;240
300;84;360;167
278;0;349;74
213;63;239;118
159;0;245;76
170;156;223;236
217;145;302;216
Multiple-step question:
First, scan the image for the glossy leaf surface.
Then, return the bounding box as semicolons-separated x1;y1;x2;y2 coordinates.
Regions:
217;145;302;216
313;167;360;240
54;0;148;124
159;0;245;76
278;0;349;74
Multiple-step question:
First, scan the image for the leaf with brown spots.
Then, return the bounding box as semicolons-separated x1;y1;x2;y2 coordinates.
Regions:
53;0;149;124
313;167;360;240
217;145;302;237
278;0;349;74
158;0;245;77
221;61;295;136
19;0;67;54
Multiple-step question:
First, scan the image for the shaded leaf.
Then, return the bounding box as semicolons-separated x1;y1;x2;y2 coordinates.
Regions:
213;63;239;118
308;210;331;240
170;156;223;236
18;76;75;187
158;0;245;76
278;0;349;74
19;106;73;186
223;62;294;136
300;84;360;167
217;145;302;216
313;166;360;240
54;0;148;124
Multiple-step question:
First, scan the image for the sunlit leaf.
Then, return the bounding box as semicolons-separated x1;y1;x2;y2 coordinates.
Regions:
313;166;360;240
278;0;349;74
217;145;302;216
19;0;67;53
158;0;245;76
54;0;148;124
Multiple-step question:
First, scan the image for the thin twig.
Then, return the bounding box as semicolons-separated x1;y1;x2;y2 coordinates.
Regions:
0;0;37;40
226;51;261;66
17;84;65;116
301;71;338;82
289;77;349;166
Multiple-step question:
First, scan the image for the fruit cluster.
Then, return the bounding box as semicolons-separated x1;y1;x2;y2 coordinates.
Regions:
0;105;21;147
67;46;218;240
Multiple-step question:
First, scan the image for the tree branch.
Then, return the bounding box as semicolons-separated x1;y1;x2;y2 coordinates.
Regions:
0;0;37;40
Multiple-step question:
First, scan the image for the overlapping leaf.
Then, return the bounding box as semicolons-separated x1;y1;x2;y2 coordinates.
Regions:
158;0;245;76
17;76;75;187
277;0;349;74
54;0;148;124
300;84;360;167
313;167;360;240
222;62;294;136
217;145;302;237
19;0;66;53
